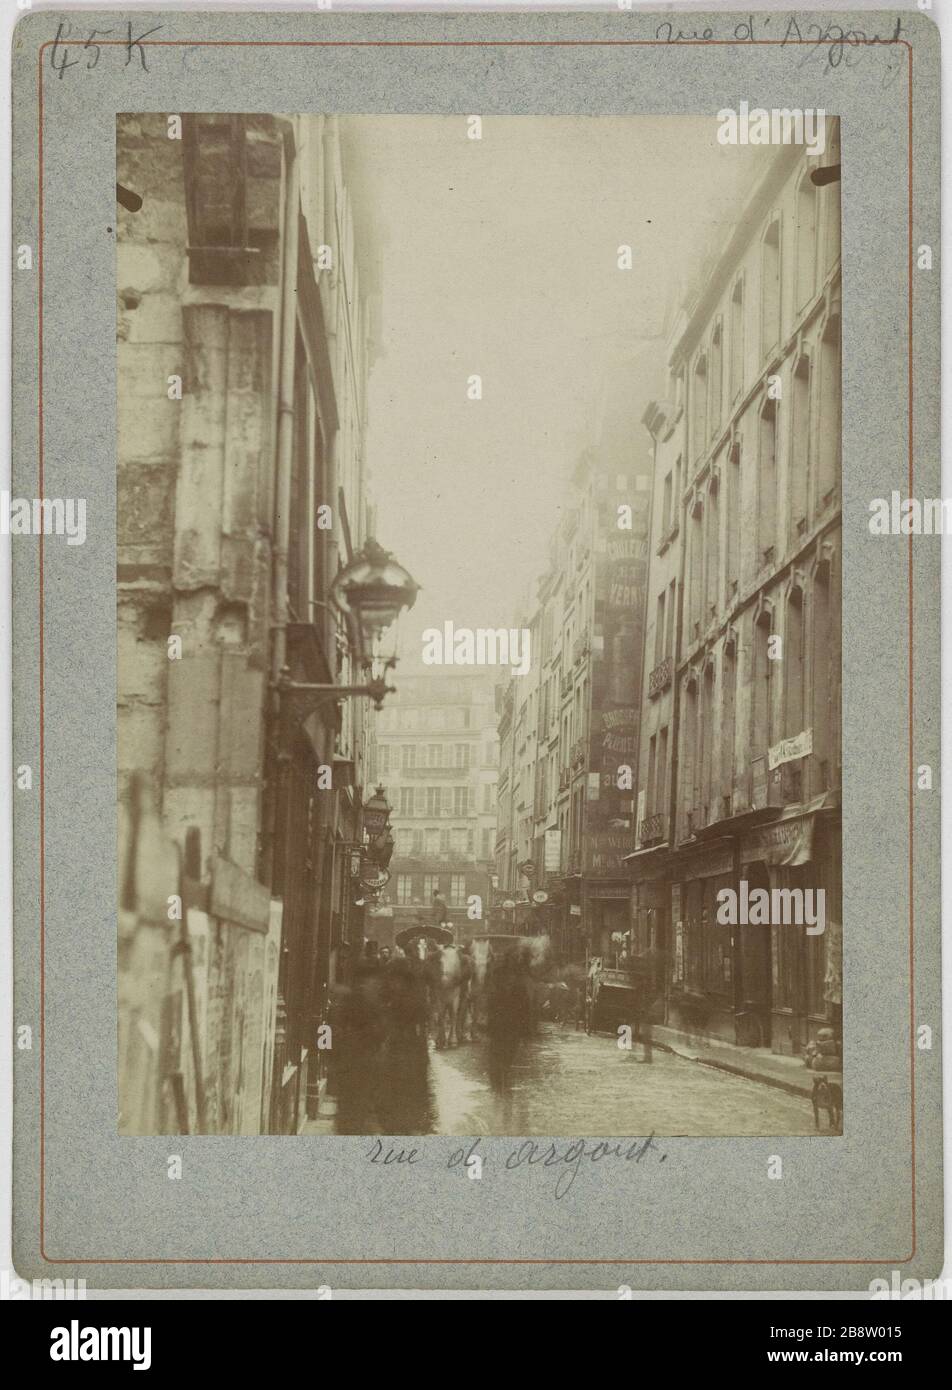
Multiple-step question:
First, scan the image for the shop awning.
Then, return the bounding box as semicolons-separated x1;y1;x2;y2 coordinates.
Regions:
739;791;835;868
622;841;670;864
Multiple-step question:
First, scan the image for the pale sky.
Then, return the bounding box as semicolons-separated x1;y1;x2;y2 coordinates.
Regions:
341;117;772;665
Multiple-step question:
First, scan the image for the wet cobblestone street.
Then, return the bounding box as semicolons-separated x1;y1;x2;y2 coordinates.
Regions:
331;1022;815;1136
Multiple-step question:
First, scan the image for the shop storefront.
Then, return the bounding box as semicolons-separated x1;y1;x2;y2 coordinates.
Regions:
664;839;737;1043
584;880;632;963
739;797;842;1057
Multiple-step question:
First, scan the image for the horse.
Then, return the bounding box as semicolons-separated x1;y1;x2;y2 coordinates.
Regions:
425;944;464;1049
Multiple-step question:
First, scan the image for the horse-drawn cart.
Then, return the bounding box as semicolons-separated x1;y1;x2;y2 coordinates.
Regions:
586;961;651;1035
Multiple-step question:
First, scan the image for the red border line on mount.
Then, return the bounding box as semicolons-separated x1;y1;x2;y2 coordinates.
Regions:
34;35;917;1268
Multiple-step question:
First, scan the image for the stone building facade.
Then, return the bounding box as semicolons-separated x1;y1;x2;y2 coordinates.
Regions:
628;131;842;1056
495;442;653;960
369;671;499;945
117;114;380;1132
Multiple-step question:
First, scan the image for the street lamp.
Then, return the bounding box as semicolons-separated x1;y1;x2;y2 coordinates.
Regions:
362;784;396;873
363;785;392;839
331;538;420;674
276;538;419;711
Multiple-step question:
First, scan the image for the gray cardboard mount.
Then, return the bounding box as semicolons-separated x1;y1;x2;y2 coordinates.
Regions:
10;7;943;1291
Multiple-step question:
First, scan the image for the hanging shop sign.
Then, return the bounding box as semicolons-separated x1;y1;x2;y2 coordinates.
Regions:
543;828;562;872
741;812;815;868
767;728;813;770
359;865;391;891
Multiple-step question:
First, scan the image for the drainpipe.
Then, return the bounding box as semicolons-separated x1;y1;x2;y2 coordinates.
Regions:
261;125;300;893
272;125;301;695
264;127;300;1131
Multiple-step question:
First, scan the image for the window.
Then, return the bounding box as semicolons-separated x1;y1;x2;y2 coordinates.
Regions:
426;786;442;816
817;315;841;506
710;319;723;439
396;828;412;857
481;827;493;860
427;743;441;768
482;783;494;812
785;587;805;741
795;172;818;310
758;398;778;563
725;441;741;598
377;744;390;777
790;354;811;540
423;874;440;899
425;827;440;857
700;663;715;826
450;874;467;907
665;579;677;659
451;826;467;856
692;353;708;459
655;590;666;665
411;830;424;856
401;744;416;771
657;726;669;823
454;743;471;769
720;642;736;811
439;829;450;855
681;676;698;833
706;476;720;616
453;786;470;816
761;218;781;358
396;874;413;905
729;277;745;402
661;470;673;535
646;735;657;815
399;787;414;816
753;613;774;751
689;498;704;637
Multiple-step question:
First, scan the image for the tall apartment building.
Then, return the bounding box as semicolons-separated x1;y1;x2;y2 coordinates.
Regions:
495;445;653;960
628;131;842;1056
118;114;381;1132
369;671;500;943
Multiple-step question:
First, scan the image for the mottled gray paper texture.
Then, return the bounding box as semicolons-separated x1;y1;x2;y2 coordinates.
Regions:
11;7;942;1291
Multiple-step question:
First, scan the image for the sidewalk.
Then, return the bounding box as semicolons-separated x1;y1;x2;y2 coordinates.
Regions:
651;1024;820;1099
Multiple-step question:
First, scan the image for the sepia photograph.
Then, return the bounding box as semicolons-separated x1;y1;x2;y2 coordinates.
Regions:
117;111;842;1140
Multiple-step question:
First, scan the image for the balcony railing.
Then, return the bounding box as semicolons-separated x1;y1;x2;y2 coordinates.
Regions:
638;812;666;846
648;655;673;699
395;804;473;819
399;765;468;778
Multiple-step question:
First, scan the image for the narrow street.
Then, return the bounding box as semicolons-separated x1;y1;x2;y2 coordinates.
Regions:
324;1022;815;1137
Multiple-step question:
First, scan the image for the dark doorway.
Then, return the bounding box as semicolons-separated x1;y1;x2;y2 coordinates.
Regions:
737;860;772;1047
